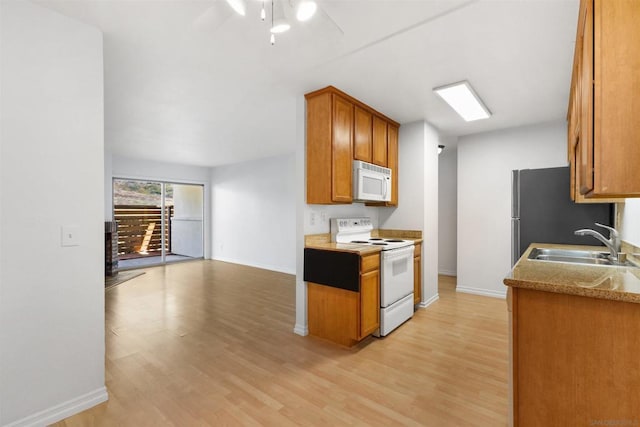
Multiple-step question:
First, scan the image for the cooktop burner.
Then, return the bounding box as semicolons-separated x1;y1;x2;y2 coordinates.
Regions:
331;217;415;250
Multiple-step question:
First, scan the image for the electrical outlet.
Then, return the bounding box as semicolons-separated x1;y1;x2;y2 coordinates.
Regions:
310;211;316;226
320;212;327;222
61;226;80;247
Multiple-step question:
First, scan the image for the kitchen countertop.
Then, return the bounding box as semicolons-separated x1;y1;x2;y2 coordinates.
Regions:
504;243;640;304
304;241;383;255
304;232;423;255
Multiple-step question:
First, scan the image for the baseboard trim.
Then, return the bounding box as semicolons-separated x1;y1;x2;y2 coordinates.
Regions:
438;269;457;276
211;256;295;276
417;293;439;309
457;286;506;299
5;386;108;427
293;324;308;336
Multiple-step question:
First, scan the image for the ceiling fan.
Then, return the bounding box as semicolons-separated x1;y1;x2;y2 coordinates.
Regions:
194;0;343;45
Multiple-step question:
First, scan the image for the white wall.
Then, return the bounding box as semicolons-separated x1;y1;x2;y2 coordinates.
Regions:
438;146;458;276
377;120;440;308
620;199;640;247
421;123;441;306
457;120;567;297
0;1;107;425
110;154;212;259
379;122;425;230
211;153;296;274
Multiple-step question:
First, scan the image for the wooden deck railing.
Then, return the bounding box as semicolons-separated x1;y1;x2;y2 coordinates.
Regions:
114;205;173;256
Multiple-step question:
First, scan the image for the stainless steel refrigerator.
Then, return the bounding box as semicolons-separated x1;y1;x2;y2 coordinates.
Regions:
511;166;614;266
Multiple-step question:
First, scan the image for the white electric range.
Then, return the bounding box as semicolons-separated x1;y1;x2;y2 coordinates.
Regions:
330;218;415;336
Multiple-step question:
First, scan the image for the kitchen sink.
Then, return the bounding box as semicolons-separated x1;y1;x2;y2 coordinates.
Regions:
527;248;639;267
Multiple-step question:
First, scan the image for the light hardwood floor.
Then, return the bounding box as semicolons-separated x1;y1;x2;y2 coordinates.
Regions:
54;262;508;426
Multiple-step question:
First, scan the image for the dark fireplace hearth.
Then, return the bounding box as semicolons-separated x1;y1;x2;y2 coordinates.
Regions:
105;221;119;278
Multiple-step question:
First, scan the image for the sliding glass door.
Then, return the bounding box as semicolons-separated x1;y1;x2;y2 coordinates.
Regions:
113;179;204;269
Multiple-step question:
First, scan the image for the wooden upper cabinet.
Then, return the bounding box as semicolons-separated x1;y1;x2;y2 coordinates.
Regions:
305;90;353;204
354;106;372;163
372;116;388;167
387;124;399;206
332;95;354;203
578;0;594;195
305;86;400;205
568;0;640;199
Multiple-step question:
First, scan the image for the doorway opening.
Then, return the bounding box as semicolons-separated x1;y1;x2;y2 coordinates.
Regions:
113;179;204;269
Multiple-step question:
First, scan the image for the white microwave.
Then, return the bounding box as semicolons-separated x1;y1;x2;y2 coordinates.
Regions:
353;160;392;202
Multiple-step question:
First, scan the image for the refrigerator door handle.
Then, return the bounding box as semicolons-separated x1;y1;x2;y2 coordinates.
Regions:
512;218;521;267
511;170;520;218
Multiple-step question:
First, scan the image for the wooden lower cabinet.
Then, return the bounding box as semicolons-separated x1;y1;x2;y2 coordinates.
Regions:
413;243;421;304
511;287;640;426
307;253;380;346
360;269;380;337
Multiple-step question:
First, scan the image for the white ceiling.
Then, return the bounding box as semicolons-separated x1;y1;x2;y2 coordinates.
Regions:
35;0;579;167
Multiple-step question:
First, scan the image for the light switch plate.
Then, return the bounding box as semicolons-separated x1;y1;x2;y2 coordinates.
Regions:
61;226;80;247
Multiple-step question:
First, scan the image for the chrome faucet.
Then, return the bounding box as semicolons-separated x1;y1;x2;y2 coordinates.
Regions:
574;223;621;261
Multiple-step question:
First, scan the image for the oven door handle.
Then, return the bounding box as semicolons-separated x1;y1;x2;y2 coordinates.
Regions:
382;245;414;260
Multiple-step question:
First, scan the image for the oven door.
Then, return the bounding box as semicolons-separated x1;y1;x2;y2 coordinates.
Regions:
380;245;414;307
354;167;390;202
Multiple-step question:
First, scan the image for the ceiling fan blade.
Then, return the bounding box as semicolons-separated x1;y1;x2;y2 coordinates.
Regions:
192;2;233;32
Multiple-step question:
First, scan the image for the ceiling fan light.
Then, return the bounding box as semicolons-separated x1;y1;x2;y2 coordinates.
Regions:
270;0;290;33
270;20;290;33
296;0;317;21
225;0;246;16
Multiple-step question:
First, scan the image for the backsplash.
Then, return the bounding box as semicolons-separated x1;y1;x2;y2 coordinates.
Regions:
619;199;640;247
304;203;379;235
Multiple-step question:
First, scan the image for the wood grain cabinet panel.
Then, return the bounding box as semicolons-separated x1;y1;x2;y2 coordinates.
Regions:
332;95;354;203
354;106;372;163
359;269;379;338
305;91;353;204
372;116;388;167
413;257;421;304
579;0;594;195
307;252;381;346
511;287;640;426
568;0;640;200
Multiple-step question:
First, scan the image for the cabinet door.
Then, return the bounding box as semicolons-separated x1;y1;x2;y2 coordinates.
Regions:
354;106;372;163
413;255;421;304
372;116;388;167
332;95;354;203
595;0;640;196
387;124;399;206
359;269;380;338
578;0;594;195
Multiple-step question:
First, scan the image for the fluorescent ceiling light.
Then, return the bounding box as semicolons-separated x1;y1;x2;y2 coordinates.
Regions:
296;0;317;21
433;81;491;122
225;0;247;16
